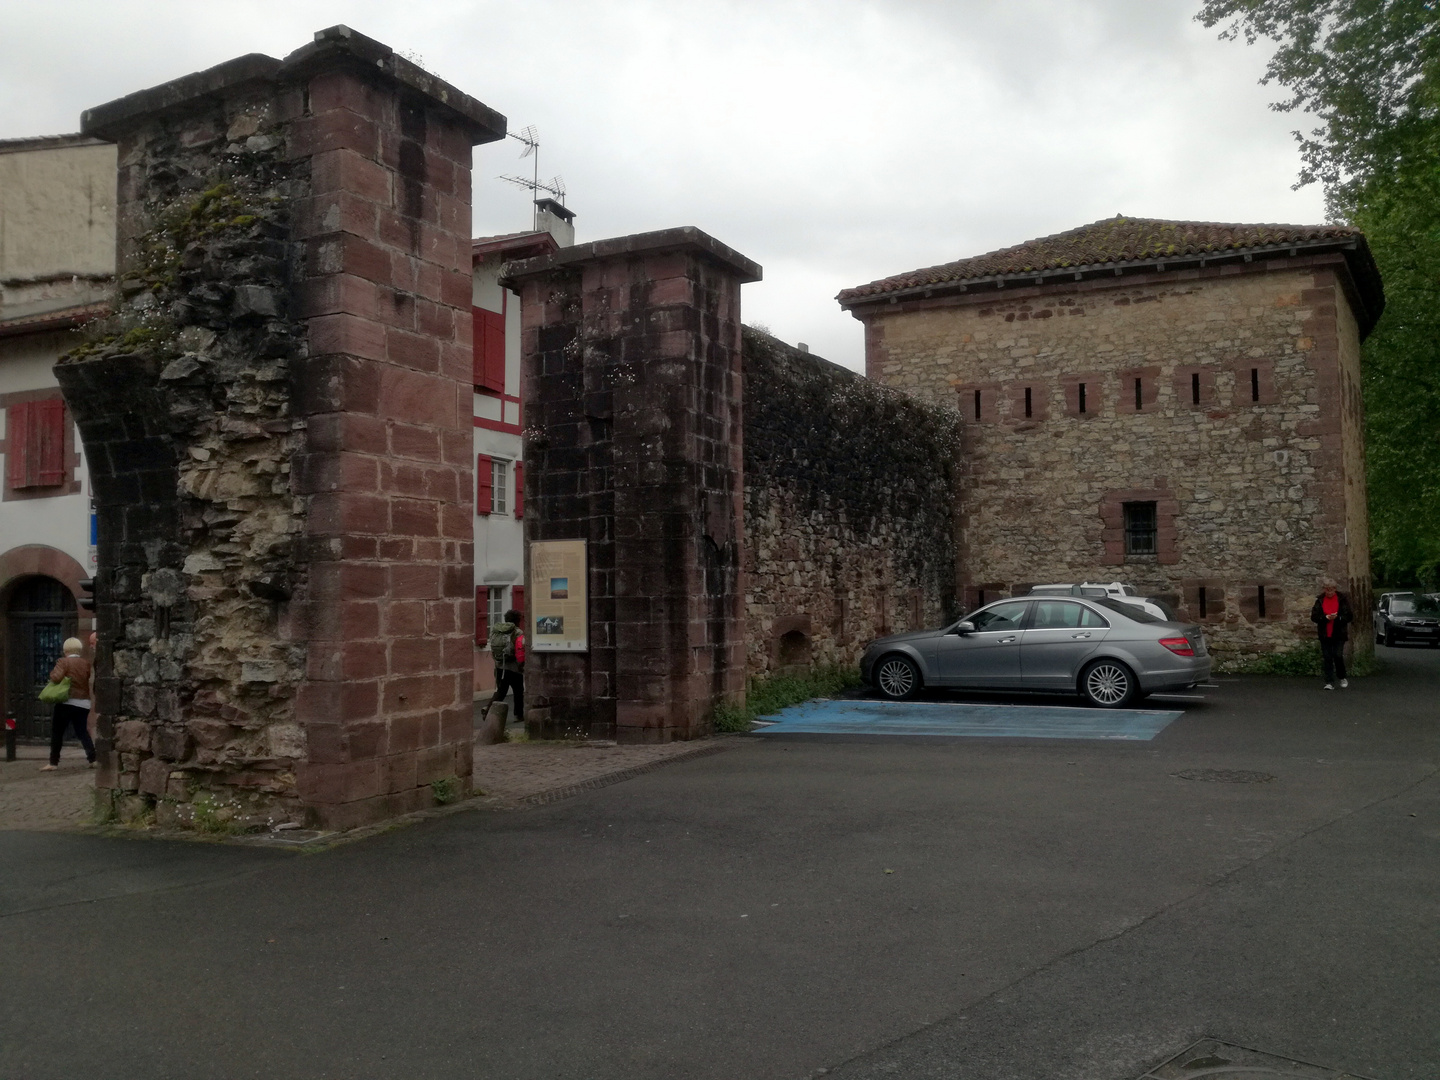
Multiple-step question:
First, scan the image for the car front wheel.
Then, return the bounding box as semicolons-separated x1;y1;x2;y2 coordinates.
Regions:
1384;627;1396;647
874;655;921;701
1079;659;1136;708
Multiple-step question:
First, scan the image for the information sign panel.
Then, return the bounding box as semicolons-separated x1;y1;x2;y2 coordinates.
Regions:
529;540;588;652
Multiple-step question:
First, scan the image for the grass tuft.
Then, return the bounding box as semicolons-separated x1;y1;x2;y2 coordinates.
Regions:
712;664;861;732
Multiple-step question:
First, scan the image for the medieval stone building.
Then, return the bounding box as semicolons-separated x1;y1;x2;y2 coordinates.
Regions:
838;216;1384;666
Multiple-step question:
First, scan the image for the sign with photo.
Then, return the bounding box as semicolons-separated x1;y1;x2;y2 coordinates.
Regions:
529;539;588;652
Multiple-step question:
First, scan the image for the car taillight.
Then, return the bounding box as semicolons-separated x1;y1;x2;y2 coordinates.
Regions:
1159;637;1195;656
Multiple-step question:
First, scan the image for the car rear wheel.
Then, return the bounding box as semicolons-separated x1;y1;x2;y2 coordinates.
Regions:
1079;659;1136;708
874;655;921;701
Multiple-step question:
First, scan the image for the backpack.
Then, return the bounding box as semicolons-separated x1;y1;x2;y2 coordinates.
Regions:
488;624;517;664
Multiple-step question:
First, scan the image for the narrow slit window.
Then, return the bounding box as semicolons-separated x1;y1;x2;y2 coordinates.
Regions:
1024;387;1032;418
1134;376;1143;411
1122;501;1157;555
1251;367;1260;402
1198;586;1208;619
974;389;982;420
1257;584;1267;617
1191;372;1201;405
1078;382;1087;414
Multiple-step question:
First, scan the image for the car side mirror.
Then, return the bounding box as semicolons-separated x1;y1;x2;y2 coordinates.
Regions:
954;620;975;635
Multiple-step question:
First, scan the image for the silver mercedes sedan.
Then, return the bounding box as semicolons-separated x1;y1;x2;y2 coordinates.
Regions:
859;595;1210;708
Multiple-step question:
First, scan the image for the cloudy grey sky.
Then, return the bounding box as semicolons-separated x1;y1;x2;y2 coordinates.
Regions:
2;0;1322;370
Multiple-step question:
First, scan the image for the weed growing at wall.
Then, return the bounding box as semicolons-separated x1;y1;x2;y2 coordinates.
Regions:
713;664;861;732
430;777;460;804
1232;641;1378;677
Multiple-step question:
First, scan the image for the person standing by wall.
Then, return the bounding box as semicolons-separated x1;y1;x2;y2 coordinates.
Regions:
489;609;525;722
40;637;95;770
1311;577;1354;690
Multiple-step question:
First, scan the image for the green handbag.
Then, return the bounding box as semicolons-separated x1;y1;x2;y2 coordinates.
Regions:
39;677;71;704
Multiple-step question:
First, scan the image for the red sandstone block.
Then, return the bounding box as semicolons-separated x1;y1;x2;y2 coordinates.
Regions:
310;233;394;287
648;276;694;307
424;466;459;504
414;539;443;561
392;497;442;537
309;491;390;535
383;600;428;637
388;714;422;754
305;723;347;765
440;705;470;744
298;598;381;642
347;720;388;760
379;537;415;560
391;564;441;599
436;191;468;236
341;641;389;681
441;633;471;669
382;675;432;714
310;148;392;205
439;341;472;385
392;637;442;675
415;299;456;341
425;600;458;635
380;750;418;794
391;424;443;462
439;269;470;308
342;680;380;721
418;710;442;747
416;744;452;784
412;262;443;304
293;451;380;495
387;327;442;372
441;430;470;466
296;274;380;321
292;108;380;160
378;367;453;427
429;121;473;166
308;70;386;120
308;312;387;364
294;190;381;242
389;252;419;293
341;536;378;560
307;412;389;455
440;564;471;599
370;286;417;332
440;503;472;540
381;461;426;495
378;208;418;254
418;222;459;270
296;682;341;723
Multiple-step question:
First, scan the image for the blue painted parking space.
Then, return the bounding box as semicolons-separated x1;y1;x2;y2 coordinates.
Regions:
753;698;1184;740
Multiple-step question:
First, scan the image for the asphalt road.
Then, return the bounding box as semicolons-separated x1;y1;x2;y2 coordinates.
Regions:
2;645;1436;1080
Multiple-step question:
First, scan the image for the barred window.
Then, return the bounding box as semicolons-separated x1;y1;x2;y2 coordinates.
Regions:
1123;501;1157;555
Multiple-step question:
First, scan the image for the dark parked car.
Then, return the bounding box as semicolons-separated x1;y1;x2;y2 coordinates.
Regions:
1374;592;1440;647
860;595;1210;708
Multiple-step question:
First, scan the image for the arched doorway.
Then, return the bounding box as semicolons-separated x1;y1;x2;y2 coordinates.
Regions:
4;576;77;739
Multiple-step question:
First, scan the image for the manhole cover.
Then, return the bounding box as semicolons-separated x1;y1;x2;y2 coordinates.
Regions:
1172;768;1276;784
1140;1038;1375;1078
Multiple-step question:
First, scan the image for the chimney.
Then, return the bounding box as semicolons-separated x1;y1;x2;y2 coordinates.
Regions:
534;198;575;248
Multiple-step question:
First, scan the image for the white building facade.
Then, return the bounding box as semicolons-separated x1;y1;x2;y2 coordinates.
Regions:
0;135;115;737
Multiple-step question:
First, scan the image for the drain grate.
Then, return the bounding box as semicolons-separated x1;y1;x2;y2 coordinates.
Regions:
1172;768;1276;784
1140;1038;1375;1078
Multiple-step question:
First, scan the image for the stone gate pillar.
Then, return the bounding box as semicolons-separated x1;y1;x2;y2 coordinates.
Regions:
55;27;502;830
502;229;760;742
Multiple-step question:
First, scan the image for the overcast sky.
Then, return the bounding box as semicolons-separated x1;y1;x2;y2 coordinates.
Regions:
2;0;1324;370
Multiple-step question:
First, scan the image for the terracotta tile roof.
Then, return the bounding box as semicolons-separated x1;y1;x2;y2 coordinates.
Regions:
0;301;110;339
837;215;1366;304
472;230;558;262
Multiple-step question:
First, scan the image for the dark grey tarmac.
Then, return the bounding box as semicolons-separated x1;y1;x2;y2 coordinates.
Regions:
2;646;1436;1080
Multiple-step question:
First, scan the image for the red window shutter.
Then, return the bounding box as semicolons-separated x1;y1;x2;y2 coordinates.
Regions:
511;585;525;619
35;398;66;487
480;305;492;388
476;453;493;514
486;310;506;393
6;402;32;489
513;461;524;518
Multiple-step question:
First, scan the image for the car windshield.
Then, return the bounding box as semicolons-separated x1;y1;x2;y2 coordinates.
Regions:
1391;596;1440;615
1093;597;1165;623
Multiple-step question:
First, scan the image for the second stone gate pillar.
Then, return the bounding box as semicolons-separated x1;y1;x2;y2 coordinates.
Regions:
504;229;761;742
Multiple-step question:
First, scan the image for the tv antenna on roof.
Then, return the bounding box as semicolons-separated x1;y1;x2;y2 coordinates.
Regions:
498;125;566;230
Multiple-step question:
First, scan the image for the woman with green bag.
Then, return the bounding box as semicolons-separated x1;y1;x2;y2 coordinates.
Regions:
40;637;95;771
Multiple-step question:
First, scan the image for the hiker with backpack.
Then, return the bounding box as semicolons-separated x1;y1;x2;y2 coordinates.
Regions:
488;609;525;723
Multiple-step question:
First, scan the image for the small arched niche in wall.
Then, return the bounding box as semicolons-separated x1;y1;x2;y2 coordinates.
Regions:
770;614;813;674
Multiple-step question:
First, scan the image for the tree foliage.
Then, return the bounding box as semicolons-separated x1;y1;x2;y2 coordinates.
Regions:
1198;1;1440;585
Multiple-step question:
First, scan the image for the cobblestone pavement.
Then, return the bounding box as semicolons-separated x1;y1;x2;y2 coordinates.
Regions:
0;745;96;831
0;734;732;832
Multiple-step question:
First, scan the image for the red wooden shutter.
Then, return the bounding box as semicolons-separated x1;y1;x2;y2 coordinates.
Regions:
511;585;525;620
35;398;66;487
513;461;524;518
485;309;506;393
6;402;31;489
476;454;493;514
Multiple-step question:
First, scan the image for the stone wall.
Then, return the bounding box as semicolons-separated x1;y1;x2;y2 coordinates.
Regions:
742;329;962;677
55;27;502;829
505;229;758;743
854;257;1373;667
